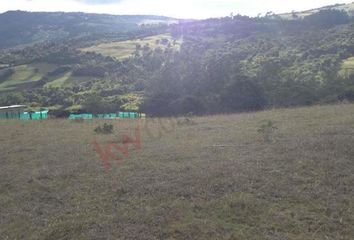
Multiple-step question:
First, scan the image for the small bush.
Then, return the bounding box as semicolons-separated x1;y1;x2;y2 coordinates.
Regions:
94;123;114;134
257;120;278;142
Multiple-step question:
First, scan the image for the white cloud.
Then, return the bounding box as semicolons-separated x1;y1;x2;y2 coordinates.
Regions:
0;0;352;19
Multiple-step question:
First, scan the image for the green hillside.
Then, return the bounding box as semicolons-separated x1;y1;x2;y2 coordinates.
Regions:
279;2;354;19
0;11;176;49
0;63;57;91
1;8;354;116
0;33;181;92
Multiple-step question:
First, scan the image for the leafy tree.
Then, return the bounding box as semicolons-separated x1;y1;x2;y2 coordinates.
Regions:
168;96;206;115
221;76;266;112
82;94;109;114
304;9;349;28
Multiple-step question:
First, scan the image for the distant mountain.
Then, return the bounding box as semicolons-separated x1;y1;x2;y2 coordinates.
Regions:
0;11;177;49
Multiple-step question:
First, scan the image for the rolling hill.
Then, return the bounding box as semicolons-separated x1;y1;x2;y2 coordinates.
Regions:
0;4;354;115
0;11;177;49
279;2;354;19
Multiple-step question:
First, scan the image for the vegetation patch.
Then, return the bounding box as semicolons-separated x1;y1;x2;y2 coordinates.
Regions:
81;34;181;60
257;120;278;143
279;3;354;19
43;71;72;88
340;57;354;77
0;63;57;91
94;123;114;134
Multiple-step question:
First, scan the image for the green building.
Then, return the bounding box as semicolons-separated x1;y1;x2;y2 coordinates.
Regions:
68;112;142;120
0;105;26;119
0;105;48;120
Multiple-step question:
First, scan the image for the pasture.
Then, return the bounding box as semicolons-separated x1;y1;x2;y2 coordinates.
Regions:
0;63;57;92
0;104;353;239
0;63;98;91
81;34;181;60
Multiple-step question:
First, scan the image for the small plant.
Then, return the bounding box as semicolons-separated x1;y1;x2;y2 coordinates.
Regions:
94;123;114;134
257;120;278;142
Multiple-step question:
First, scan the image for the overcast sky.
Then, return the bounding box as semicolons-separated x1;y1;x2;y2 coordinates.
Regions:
0;0;352;19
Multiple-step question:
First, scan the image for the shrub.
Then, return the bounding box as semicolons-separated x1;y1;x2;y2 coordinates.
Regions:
94;123;114;134
257;120;278;142
221;77;267;113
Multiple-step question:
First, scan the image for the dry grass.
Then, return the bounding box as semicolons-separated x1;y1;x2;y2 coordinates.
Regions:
0;104;353;239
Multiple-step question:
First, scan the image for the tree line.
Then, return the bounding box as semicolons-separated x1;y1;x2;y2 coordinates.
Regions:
1;9;354;116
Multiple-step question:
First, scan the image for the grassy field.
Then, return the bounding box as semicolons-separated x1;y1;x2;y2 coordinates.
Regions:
43;72;96;89
43;72;72;88
0;104;353;239
0;63;98;91
0;63;58;91
81;34;181;60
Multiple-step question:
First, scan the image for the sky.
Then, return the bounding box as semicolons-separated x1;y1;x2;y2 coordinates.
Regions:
0;0;352;19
